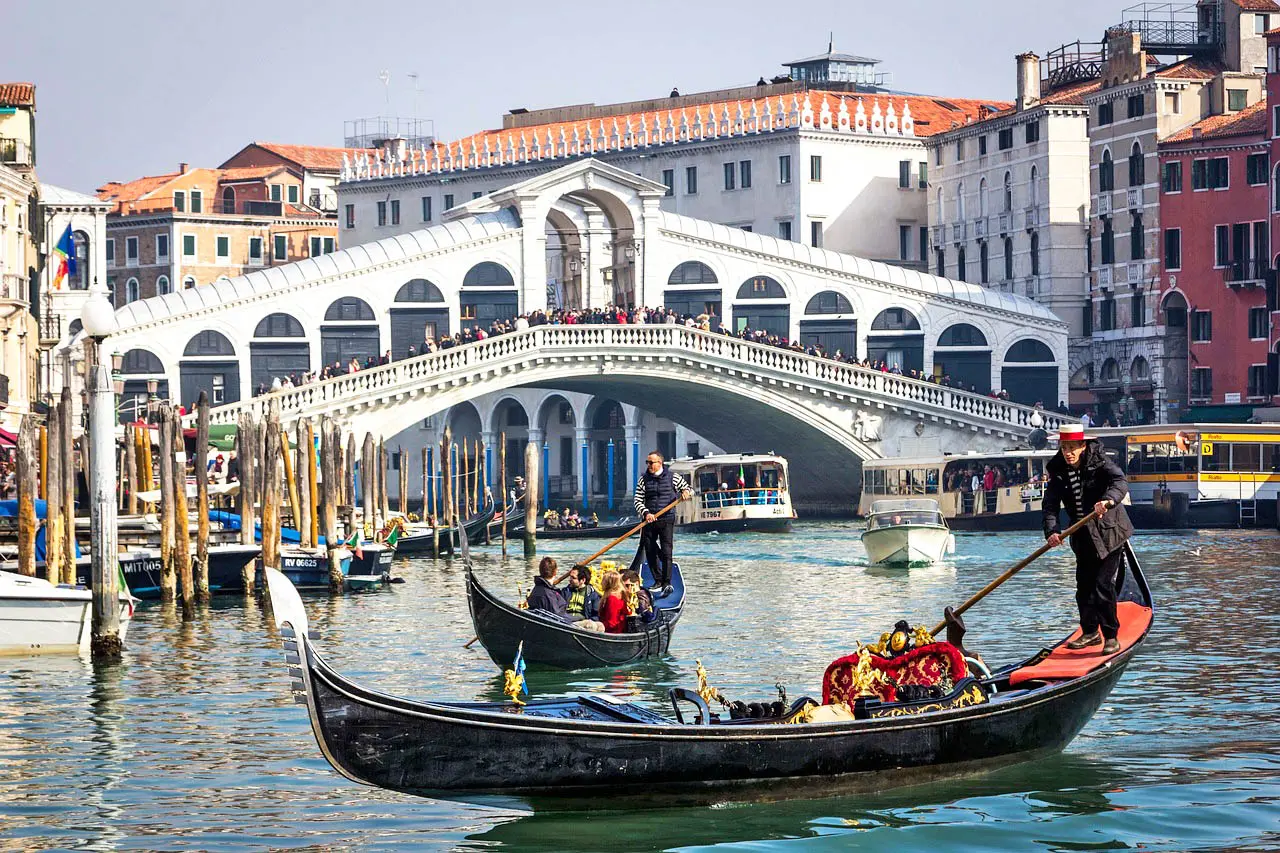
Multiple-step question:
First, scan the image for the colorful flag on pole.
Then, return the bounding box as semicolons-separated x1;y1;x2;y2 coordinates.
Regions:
51;225;76;289
737;465;746;488
345;531;364;560
513;641;528;694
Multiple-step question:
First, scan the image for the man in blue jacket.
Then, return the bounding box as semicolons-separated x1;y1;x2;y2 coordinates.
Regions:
630;451;692;593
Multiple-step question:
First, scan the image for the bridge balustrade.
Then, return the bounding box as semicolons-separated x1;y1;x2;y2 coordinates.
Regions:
203;325;1061;435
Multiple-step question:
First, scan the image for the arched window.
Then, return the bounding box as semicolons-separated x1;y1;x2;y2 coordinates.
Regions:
938;323;988;347
1101;358;1121;383
121;348;164;374
736;276;785;299
1101;148;1114;192
1130;212;1144;260
956;246;967;282
1005;339;1054;362
980;241;989;283
1129;141;1144;186
222;186;235;214
978;177;988;218
125;277;139;303
183;330;235;357
462;261;515;287
1003;172;1012;212
1030;232;1041;276
870;308;921;331
69;230;89;290
1004;236;1014;280
937;185;945;218
667;261;718;285
956;181;966;221
1131;355;1150;381
182;275;196;289
1162;290;1188;327
254;312;305;337
324;296;376;322
394;278;445;302
804;291;853;314
1273;164;1280;212
157;275;171;295
1029;165;1039;207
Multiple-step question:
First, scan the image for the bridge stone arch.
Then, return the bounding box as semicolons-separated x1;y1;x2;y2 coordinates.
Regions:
867;306;924;373
119;347;169;423
486;394;531;434
322;296;379;369
250;312;309;394
800;289;859;357
180;329;239;409
546;206;586;310
933;322;992;393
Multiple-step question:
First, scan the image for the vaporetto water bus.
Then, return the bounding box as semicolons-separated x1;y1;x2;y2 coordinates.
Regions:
858;450;1056;531
1092;423;1280;528
668;453;796;533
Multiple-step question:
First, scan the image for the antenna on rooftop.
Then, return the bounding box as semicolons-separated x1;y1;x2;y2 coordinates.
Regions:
828;31;834;53
378;70;391;105
408;72;421;118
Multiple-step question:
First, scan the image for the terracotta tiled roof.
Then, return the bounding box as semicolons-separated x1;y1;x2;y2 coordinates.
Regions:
1163;99;1269;143
0;83;35;107
1237;0;1280;11
97;166;317;215
218;165;290;181
1152;57;1225;80
96;172;182;207
435;90;1009;161
244;142;371;171
946;78;1102;130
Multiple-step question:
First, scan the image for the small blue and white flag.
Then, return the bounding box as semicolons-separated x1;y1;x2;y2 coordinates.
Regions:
513;641;528;694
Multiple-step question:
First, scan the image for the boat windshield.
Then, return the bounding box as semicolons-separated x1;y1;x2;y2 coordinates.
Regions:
867;499;943;528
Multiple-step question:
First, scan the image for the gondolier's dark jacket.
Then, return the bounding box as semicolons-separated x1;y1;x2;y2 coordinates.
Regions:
1042;440;1134;559
526;576;568;618
633;466;690;518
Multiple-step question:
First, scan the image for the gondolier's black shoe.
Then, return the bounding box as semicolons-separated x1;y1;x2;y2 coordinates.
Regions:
1065;630;1102;650
1101;638;1120;655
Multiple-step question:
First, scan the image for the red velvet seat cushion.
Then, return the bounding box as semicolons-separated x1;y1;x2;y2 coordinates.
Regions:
823;642;969;705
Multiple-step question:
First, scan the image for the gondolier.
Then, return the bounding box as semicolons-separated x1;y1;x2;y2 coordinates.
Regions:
630;451;692;593
1043;423;1134;655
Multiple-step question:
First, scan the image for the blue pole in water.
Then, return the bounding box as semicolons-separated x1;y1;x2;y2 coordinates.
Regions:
607;439;615;511
426;446;434;516
485;442;493;491
581;440;589;510
542;442;550;510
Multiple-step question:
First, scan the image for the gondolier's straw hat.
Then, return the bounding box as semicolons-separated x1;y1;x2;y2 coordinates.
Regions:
1058;424;1094;442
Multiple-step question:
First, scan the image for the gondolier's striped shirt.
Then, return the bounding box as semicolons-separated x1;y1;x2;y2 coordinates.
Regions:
1066;468;1085;520
633;470;690;516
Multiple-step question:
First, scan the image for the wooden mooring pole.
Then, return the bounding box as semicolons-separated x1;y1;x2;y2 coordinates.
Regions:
320;418;343;591
194;392;211;602
171;405;194;617
236;411;258;592
523;440;538;557
157;404;177;602
15;414;38;576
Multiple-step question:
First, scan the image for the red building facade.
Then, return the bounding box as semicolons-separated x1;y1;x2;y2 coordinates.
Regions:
1158;100;1276;414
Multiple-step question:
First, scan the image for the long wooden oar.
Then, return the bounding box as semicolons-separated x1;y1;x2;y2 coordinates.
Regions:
930;504;1108;638
463;496;685;649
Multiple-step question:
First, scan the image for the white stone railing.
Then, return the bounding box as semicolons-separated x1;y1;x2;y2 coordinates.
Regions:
205;325;1062;435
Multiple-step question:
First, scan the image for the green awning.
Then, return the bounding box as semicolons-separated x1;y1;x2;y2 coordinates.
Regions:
205;423;297;451
1180;404;1258;424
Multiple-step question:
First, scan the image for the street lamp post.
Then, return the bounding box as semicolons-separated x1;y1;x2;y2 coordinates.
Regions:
79;279;123;659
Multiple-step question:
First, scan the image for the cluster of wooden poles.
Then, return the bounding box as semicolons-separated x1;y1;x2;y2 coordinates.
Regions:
10;387;77;585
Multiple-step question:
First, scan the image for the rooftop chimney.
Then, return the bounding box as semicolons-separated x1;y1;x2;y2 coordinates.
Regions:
178;162;189;174
1016;52;1041;111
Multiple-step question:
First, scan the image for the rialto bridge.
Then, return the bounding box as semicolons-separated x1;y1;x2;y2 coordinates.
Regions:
93;159;1068;508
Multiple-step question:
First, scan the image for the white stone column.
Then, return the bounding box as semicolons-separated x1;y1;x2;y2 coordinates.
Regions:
515;194;549;314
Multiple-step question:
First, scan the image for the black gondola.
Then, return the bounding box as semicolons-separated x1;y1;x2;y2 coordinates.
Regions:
466;561;684;669
390;501;496;556
507;516;640;540
265;545;1153;799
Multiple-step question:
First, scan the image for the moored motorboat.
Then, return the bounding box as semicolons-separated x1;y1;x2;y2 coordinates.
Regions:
275;547;354;590
669;453;796;533
37;543;262;599
0;570;135;655
861;499;954;567
466;561;684;669
265;544;1153;799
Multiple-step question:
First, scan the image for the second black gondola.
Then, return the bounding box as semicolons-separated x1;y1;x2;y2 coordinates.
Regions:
466;561;685;669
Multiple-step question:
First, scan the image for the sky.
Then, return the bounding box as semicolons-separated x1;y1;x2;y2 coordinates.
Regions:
3;0;1128;194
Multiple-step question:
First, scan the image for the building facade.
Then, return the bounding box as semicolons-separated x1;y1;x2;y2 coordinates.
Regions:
0;83;40;430
925;53;1099;394
96;163;340;307
219;142;365;217
336;74;1006;276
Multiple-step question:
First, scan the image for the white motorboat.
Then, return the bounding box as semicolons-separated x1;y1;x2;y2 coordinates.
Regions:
860;499;955;567
0;571;135;655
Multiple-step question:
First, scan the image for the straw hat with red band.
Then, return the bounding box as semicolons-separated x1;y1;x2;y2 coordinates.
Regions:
1058;424;1095;443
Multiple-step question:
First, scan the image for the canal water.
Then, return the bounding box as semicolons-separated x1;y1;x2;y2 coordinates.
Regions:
2;523;1278;851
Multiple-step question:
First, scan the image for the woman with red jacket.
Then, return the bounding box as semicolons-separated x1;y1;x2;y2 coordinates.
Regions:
597;570;627;634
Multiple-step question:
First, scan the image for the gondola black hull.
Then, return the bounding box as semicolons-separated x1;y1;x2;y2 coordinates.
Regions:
395;504;496;555
466;564;683;669
296;633;1133;796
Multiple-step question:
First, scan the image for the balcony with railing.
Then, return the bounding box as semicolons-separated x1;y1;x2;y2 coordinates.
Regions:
1223;258;1266;288
115;194;328;218
1098;265;1114;288
1112;2;1224;57
39;311;62;346
1;272;27;302
1126;187;1143;210
0;138;32;167
998;211;1012;234
931;224;944;247
1023;206;1039;230
1127;261;1147;285
1097;193;1113;216
951;221;967;243
973;216;988;240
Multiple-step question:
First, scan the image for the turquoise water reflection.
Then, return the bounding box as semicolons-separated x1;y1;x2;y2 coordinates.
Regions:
1;523;1278;851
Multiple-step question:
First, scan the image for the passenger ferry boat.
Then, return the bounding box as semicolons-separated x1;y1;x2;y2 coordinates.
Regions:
668;453;796;533
858;450;1055;531
1092;423;1280;528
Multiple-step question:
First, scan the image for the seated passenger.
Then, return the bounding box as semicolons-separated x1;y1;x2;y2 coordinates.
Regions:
598;570;627;633
525;557;568;619
621;569;656;632
560;565;604;632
